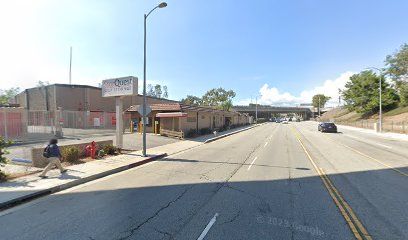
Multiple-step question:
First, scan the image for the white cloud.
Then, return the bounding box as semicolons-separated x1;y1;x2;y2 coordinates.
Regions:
299;71;354;106
258;85;299;105
236;71;354;106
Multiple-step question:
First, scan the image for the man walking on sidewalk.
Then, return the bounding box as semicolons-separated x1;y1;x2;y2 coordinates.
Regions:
39;138;67;178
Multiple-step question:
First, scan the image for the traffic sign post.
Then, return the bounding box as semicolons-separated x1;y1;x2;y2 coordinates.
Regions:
101;76;138;149
115;97;124;148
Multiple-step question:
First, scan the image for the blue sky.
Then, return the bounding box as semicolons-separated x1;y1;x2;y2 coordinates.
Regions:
1;0;408;105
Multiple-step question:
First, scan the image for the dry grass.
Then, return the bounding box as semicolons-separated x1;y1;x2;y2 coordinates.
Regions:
322;106;408;123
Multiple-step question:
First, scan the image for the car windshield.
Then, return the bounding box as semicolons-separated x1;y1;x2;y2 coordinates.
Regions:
1;1;408;240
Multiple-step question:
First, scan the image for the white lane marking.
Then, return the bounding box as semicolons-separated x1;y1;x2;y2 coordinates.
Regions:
264;142;268;147
197;213;219;240
247;157;258;170
347;134;392;149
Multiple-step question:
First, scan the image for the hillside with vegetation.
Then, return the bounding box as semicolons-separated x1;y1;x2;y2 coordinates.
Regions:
320;43;408;133
321;106;408;122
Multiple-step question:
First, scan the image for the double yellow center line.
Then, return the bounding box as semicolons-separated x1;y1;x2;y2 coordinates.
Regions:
321;134;408;178
290;127;372;240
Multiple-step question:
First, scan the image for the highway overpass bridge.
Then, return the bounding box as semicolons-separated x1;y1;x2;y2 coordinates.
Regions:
232;105;313;120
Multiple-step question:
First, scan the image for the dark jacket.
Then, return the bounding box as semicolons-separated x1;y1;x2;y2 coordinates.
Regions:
48;144;62;158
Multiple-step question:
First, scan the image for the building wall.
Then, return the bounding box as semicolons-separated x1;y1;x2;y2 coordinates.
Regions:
179;111;197;133
55;85;88;111
16;84;177;112
198;112;212;129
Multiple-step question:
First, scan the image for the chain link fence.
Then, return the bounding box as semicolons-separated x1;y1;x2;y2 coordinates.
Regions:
1;109;132;143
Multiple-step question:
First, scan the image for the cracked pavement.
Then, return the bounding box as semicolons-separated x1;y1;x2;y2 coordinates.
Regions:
1;122;407;239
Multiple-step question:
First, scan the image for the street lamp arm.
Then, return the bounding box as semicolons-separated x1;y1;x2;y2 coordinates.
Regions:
146;6;160;19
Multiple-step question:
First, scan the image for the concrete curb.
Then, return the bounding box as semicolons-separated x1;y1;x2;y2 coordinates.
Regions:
0;153;167;211
204;124;260;144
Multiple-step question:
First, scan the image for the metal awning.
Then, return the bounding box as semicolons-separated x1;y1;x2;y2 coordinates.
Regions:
156;112;187;118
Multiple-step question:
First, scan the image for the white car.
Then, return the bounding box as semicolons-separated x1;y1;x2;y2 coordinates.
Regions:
282;119;289;124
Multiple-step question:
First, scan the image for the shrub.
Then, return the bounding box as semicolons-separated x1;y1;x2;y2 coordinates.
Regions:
98;149;106;158
0;136;11;165
256;118;268;123
0;171;6;182
185;129;198;138
0;136;11;181
61;146;80;163
103;144;117;155
199;128;211;135
218;126;227;132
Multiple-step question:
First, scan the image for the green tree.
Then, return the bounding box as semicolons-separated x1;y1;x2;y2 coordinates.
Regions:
147;84;155;97
312;94;331;108
0;87;20;105
154;84;162;98
36;81;50;87
385;43;408;105
163;85;168;98
342;70;399;115
202;88;236;111
146;84;168;98
181;95;202;105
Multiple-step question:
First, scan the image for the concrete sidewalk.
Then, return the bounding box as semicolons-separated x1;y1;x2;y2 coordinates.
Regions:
336;124;408;142
0;124;259;211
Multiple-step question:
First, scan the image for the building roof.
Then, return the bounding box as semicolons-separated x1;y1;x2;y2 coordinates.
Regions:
128;103;182;112
127;103;239;114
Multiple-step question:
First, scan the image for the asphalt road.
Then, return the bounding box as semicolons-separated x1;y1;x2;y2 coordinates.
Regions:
1;122;407;240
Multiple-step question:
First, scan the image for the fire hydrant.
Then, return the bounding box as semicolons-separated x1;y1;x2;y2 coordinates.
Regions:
85;141;97;159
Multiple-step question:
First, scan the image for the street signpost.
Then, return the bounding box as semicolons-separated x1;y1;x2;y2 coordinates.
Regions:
136;105;151;134
102;76;138;148
136;105;152;117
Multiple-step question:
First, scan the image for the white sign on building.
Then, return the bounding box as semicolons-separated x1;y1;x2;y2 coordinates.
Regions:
101;76;138;97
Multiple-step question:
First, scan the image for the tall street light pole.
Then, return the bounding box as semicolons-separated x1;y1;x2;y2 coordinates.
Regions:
142;2;167;157
366;67;383;133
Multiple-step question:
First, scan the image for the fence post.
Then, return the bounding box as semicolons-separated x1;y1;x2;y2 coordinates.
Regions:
55;108;63;138
3;108;8;141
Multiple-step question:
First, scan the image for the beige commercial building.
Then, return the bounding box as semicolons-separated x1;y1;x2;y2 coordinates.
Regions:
14;83;176;112
13;83;250;139
127;103;250;138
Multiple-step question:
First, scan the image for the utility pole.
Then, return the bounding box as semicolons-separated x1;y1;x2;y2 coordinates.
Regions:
379;74;382;132
338;89;341;107
69;46;72;85
318;95;321;118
